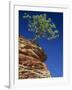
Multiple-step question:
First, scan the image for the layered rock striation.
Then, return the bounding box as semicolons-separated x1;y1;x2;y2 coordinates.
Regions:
19;36;51;79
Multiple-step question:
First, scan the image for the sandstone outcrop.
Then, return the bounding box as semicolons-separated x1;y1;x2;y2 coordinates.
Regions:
19;36;51;79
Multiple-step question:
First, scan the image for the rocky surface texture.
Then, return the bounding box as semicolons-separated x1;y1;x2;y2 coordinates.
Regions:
19;36;51;79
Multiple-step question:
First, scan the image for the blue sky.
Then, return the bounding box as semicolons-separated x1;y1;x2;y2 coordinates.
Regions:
19;10;63;77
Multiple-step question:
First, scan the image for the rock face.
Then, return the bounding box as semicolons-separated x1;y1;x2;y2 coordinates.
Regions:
19;36;51;79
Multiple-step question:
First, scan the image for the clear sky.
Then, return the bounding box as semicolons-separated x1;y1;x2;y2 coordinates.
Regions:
19;10;63;77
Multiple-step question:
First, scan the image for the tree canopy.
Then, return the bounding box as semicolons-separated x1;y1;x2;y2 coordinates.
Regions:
23;13;59;41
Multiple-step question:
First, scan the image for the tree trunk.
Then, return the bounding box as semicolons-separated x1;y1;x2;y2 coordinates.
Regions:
32;36;38;42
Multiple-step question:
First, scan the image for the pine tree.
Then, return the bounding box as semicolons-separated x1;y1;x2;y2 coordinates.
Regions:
23;13;59;41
